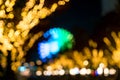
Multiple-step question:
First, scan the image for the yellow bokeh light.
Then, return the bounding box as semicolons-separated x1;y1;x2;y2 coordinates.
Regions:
0;0;3;5
0;0;69;72
58;1;65;5
0;10;6;17
88;39;97;48
65;0;70;2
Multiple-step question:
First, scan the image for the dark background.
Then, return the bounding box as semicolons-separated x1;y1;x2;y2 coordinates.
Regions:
50;0;101;34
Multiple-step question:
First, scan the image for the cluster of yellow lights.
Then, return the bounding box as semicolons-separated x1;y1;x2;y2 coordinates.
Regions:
47;35;120;70
0;0;16;18
0;0;70;72
1;0;120;72
47;48;108;70
103;31;120;67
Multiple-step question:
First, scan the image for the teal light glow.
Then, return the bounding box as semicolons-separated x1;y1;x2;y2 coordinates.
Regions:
18;66;26;72
38;27;74;62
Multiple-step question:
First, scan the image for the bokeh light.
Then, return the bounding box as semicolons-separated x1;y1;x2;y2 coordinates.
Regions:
0;0;70;72
38;27;74;62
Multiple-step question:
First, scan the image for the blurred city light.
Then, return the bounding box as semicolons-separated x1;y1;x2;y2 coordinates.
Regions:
96;67;103;75
80;68;87;76
69;67;79;75
38;27;74;62
104;68;109;76
109;68;116;75
36;70;42;76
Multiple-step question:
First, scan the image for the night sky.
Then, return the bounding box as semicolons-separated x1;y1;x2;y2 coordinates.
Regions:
50;0;101;35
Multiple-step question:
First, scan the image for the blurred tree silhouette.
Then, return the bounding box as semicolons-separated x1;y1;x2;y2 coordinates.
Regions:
0;0;69;79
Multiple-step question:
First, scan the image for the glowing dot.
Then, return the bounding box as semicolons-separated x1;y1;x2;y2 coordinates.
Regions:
109;68;116;75
29;61;35;66
36;71;42;76
96;67;103;75
59;69;65;75
0;10;6;17
86;69;91;75
58;1;65;5
18;66;26;72
36;60;42;65
65;0;70;2
52;70;59;76
20;69;30;76
80;68;87;75
99;63;105;68
8;13;14;19
104;68;109;76
0;0;3;5
69;67;79;75
6;8;13;12
23;63;29;67
83;60;89;66
46;66;52;70
43;70;52;76
50;3;58;12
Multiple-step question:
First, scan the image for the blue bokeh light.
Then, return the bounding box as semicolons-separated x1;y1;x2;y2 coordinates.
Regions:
38;27;74;62
18;66;26;72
